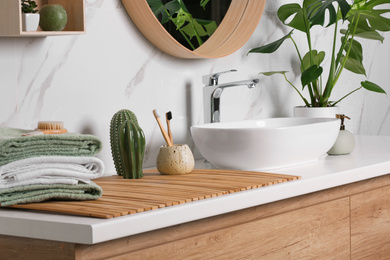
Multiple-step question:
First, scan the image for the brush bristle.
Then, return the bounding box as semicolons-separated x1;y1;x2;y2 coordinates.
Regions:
37;121;64;130
166;111;172;120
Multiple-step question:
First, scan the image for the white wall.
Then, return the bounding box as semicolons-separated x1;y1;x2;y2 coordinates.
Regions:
1;0;389;174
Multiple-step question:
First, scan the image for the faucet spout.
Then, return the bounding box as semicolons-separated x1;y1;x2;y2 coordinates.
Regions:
216;79;259;91
203;77;259;124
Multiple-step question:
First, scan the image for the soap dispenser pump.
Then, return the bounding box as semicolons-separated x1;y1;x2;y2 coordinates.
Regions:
327;114;355;155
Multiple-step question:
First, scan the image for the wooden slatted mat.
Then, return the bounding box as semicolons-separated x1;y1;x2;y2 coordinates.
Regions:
9;169;300;219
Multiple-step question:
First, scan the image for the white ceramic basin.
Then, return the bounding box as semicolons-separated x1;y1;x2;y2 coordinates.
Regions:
191;118;340;171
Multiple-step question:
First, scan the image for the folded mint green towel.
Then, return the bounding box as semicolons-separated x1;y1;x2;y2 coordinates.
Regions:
0;181;103;206
0;127;102;166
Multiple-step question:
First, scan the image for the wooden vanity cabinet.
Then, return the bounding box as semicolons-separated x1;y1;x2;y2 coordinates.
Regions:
351;185;390;259
1;174;389;259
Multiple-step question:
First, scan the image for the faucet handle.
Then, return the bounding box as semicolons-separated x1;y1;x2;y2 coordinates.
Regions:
202;69;237;86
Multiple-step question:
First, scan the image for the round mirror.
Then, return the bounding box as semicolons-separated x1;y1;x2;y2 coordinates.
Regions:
121;0;267;59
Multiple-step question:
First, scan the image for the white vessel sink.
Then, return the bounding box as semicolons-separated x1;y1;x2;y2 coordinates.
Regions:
191;118;340;171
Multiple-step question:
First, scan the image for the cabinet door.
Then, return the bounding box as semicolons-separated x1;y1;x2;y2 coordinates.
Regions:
108;198;350;259
351;185;390;259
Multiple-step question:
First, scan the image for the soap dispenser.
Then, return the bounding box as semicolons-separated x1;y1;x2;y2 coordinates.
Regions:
327;114;355;155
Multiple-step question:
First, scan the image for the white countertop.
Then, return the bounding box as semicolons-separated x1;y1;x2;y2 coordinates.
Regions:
0;135;389;245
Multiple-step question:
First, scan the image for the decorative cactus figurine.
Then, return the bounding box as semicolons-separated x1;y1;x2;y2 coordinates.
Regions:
119;120;145;179
110;109;145;179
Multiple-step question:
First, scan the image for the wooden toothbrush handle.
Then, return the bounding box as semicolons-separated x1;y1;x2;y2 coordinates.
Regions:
156;118;173;147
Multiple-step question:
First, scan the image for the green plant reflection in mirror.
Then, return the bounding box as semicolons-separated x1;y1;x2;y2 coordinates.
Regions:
147;0;231;50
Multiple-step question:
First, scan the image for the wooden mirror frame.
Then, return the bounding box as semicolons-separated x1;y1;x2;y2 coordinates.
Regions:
121;0;267;59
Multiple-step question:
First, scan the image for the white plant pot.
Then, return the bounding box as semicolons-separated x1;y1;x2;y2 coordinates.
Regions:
22;13;40;31
293;106;340;118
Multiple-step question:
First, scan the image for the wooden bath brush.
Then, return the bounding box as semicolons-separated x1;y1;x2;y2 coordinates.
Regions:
22;121;68;136
37;121;68;134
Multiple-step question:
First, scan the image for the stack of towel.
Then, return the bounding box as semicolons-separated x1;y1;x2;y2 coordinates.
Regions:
0;127;105;206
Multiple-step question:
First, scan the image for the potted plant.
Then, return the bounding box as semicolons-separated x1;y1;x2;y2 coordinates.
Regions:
248;0;389;117
21;0;39;31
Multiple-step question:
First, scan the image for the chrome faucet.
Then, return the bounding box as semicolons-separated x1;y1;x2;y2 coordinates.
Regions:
202;69;259;124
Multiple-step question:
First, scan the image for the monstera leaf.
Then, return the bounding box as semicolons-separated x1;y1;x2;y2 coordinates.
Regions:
148;0;181;24
308;0;351;27
170;6;189;28
181;18;216;39
277;4;308;32
349;0;390;33
277;0;319;31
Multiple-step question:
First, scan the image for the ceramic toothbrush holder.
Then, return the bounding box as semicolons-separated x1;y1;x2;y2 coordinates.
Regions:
157;144;194;175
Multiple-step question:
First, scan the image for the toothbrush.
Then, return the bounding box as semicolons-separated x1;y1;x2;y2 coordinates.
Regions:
166;111;173;145
153;109;173;147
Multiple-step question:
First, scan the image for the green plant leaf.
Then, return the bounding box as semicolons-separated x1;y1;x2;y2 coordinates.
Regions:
200;0;210;9
259;71;311;107
21;0;38;13
309;0;351;27
181;21;204;38
177;0;190;13
301;50;325;71
355;10;390;32
171;8;190;28
349;0;390;32
341;55;366;75
277;0;319;32
195;19;217;36
301;65;323;88
341;28;385;42
181;19;216;38
248;30;293;54
340;38;365;75
361;80;387;94
343;38;363;62
259;71;289;76
277;4;307;32
147;0;181;24
147;0;163;13
303;0;321;9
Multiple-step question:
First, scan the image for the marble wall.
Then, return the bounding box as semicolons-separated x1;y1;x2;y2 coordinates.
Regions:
1;0;389;174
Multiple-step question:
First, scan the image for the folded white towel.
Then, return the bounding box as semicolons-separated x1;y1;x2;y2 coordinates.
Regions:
0;156;105;189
